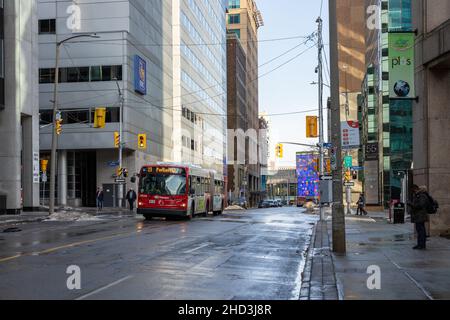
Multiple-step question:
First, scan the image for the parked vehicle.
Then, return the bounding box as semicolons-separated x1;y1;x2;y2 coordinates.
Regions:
258;200;270;208
234;197;248;209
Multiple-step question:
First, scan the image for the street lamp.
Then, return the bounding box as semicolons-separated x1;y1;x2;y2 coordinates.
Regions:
49;33;100;215
113;77;125;208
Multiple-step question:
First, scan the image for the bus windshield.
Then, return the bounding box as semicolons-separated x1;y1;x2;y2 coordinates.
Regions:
139;172;187;196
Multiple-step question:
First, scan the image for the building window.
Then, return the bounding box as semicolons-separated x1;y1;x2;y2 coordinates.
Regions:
228;29;240;38
228;14;240;24
228;0;240;9
39;19;56;34
39;65;122;83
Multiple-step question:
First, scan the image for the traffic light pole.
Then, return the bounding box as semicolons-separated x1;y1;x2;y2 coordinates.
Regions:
317;16;325;222
115;79;124;208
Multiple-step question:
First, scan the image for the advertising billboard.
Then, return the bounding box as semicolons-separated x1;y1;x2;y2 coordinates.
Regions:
341;121;360;150
134;55;147;95
296;153;319;198
389;33;415;99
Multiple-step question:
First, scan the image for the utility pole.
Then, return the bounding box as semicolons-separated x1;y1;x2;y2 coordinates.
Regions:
316;16;325;221
49;34;99;215
329;0;346;254
114;78;124;208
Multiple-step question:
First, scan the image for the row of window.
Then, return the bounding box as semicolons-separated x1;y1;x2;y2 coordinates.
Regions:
182;106;205;128
181;41;219;92
181;11;223;75
39;65;122;84
182;135;200;152
40;108;120;125
186;0;221;46
39;19;56;34
181;70;225;115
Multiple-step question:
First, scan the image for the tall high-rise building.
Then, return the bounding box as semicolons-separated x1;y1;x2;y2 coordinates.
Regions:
0;0;40;214
172;0;228;175
37;0;228;208
360;0;413;208
38;0;174;208
226;0;263;207
413;0;450;235
335;0;367;204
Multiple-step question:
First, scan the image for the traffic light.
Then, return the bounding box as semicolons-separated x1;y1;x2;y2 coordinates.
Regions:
306;116;318;138
344;170;351;182
326;159;331;173
138;134;147;150
55;119;63;135
94;107;106;129
114;132;120;148
117;167;123;177
40;160;49;173
275;143;284;158
313;158;320;172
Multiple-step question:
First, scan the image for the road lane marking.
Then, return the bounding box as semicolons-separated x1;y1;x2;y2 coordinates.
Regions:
75;275;134;300
0;254;22;263
184;243;210;254
0;231;140;263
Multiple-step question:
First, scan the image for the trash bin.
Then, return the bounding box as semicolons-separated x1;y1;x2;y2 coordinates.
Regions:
393;202;405;224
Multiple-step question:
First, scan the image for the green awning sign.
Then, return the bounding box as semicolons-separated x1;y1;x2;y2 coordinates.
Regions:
389;33;415;99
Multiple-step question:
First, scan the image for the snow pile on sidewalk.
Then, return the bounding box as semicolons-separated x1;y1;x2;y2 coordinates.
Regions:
225;205;246;211
46;210;101;222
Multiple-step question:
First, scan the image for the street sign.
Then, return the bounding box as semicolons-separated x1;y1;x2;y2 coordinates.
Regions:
351;166;364;171
344;156;353;168
323;143;333;149
115;178;126;184
320;175;333;181
341;121;360;150
108;161;120;167
344;182;355;187
41;174;48;183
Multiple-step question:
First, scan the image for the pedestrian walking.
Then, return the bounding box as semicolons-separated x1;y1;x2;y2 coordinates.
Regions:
356;193;367;216
408;185;437;250
96;187;104;211
126;188;137;212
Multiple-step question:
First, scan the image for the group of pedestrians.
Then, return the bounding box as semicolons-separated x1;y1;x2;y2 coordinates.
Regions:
95;187;137;212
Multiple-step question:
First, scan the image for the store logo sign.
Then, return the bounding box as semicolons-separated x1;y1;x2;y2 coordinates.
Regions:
134;55;147;95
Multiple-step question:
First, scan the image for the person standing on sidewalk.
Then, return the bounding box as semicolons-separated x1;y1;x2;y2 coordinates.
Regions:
96;188;104;211
126;188;137;212
409;185;430;250
356;193;367;216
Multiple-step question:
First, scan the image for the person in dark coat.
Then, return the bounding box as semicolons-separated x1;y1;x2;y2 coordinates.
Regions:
96;188;104;211
356;193;367;216
126;188;137;212
409;185;430;250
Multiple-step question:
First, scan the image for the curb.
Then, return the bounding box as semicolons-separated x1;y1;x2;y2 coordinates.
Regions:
299;221;318;300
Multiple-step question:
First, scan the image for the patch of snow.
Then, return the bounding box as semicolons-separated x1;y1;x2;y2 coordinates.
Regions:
45;211;101;222
225;205;246;211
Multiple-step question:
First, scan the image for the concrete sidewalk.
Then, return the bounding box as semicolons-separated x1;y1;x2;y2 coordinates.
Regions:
301;207;450;300
0;207;135;226
322;214;450;300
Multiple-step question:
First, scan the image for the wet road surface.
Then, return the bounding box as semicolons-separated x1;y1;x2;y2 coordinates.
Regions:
0;207;317;300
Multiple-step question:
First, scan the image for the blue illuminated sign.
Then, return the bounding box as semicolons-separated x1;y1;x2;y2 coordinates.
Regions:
296;153;319;198
134;55;147;95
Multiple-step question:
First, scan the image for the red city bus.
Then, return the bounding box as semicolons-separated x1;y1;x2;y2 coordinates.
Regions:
136;163;225;220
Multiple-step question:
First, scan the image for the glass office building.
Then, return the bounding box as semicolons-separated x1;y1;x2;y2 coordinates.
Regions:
361;0;413;207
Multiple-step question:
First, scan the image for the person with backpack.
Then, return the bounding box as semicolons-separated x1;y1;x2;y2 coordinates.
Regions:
408;185;439;250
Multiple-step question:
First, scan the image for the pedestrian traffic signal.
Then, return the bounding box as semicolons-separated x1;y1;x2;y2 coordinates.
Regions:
114;132;120;148
40;160;49;173
138;134;147;150
352;170;358;180
123;168;129;178
94;107;106;129
275;143;284;158
306;116;318;138
55;119;63;135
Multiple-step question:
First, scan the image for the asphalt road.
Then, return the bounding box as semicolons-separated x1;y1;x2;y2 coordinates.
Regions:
0;207;317;300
